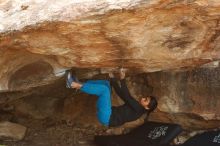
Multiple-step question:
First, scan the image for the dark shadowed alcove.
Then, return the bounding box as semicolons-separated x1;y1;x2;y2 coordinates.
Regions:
8;61;54;90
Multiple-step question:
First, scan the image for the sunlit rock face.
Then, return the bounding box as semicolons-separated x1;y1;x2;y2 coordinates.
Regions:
1;0;220;91
0;0;220;130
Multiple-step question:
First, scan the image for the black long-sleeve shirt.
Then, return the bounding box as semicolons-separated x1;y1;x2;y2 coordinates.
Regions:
109;78;147;127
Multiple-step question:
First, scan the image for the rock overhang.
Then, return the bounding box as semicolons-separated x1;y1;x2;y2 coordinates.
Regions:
0;0;220;90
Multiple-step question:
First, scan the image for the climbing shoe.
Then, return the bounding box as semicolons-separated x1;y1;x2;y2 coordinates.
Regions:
66;70;78;88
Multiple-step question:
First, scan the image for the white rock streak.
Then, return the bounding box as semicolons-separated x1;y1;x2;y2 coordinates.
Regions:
0;0;144;32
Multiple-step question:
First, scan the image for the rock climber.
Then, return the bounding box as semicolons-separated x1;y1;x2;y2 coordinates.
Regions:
66;69;158;127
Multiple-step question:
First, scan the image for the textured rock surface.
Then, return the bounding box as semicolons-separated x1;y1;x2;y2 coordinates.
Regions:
148;64;220;129
0;0;152;32
0;0;220;131
1;0;220;91
0;77;73;120
148;66;220;121
0;121;26;140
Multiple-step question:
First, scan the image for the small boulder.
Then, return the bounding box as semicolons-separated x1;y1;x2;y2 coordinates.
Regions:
0;121;27;141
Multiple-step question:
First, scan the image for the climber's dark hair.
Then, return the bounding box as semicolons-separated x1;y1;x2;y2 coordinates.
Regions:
143;96;158;122
143;95;158;113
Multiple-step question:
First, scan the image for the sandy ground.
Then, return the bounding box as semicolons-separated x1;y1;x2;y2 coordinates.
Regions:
1;117;107;146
